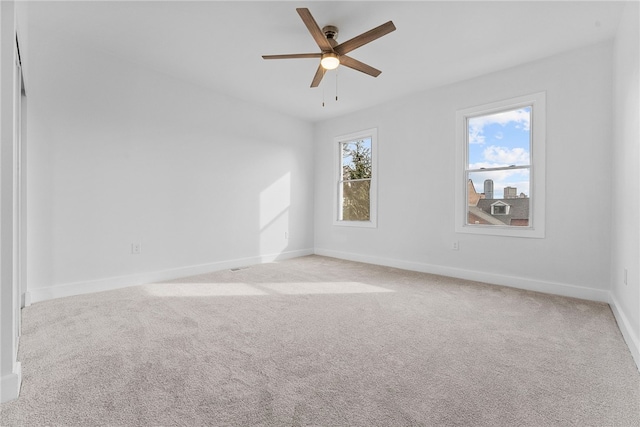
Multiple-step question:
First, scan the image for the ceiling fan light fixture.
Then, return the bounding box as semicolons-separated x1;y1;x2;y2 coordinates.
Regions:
320;52;340;70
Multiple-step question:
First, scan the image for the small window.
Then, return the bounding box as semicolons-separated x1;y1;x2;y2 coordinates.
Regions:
455;93;546;238
334;129;377;227
491;203;508;215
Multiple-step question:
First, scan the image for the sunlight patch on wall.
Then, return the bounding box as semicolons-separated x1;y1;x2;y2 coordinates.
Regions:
260;172;291;229
260;172;290;254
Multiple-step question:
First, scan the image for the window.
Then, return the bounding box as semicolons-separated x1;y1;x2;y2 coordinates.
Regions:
334;128;377;227
490;202;510;215
455;92;546;237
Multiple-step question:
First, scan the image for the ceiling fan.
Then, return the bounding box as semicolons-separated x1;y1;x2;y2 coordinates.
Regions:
262;8;396;88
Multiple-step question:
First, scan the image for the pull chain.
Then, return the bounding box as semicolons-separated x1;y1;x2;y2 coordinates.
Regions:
335;69;339;101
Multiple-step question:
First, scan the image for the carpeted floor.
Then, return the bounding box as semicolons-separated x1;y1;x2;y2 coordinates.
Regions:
1;255;639;426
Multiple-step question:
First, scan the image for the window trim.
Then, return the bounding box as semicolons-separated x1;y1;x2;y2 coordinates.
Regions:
333;128;378;228
455;92;546;238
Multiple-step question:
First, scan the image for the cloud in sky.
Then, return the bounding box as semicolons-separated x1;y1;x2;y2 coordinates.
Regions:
483;145;530;165
468;108;530;145
469;127;485;145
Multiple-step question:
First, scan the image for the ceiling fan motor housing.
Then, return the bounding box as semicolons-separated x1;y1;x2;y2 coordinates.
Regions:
323;25;339;47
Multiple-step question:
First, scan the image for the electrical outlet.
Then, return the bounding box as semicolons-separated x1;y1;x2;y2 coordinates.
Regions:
624;268;628;285
452;241;459;251
131;243;141;255
284;232;289;240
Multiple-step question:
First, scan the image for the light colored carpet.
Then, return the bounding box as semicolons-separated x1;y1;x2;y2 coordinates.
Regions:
1;255;638;426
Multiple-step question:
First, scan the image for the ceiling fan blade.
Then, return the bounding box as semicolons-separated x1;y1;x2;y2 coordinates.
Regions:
262;53;322;60
334;21;396;55
310;64;325;88
339;55;382;77
297;8;334;52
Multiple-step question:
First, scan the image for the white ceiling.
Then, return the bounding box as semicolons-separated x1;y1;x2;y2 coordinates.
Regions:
21;0;625;122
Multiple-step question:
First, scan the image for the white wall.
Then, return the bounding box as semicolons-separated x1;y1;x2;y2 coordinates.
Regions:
24;27;315;302
315;42;613;302
0;0;22;404
611;1;640;365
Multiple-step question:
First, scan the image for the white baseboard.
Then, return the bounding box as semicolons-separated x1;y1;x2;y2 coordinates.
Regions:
22;291;31;307
609;293;640;371
0;362;21;403
28;249;313;304
313;248;611;302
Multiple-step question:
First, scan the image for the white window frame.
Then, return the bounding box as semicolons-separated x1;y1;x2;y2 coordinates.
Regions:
333;128;378;228
455;92;546;238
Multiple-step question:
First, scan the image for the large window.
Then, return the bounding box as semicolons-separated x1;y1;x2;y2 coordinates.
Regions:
334;128;377;227
455;93;546;238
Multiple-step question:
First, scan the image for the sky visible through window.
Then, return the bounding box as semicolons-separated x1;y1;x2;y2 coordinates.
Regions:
468;107;531;199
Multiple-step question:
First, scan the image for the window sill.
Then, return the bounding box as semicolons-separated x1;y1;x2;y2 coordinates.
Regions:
455;223;544;238
333;220;377;229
